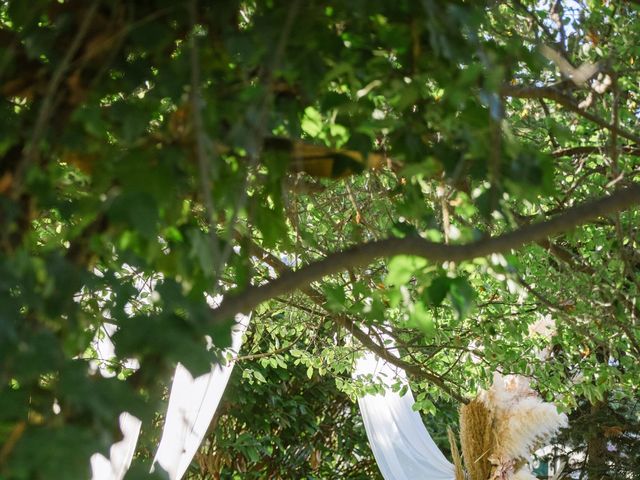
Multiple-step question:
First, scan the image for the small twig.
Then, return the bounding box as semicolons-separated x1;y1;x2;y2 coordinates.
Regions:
189;0;222;275
539;98;560;149
345;181;363;225
235;330;305;362
552;146;640;158
0;421;26;466
501;84;640;145
488;96;504;213
610;74;621;177
215;0;302;278
14;1;100;199
439;180;451;244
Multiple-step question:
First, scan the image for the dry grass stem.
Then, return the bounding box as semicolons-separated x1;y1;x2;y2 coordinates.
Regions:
448;425;466;480
460;398;494;480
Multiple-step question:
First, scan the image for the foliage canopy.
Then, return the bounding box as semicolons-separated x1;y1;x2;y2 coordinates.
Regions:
1;0;639;478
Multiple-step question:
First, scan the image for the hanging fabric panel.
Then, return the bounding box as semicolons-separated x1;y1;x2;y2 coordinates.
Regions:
150;312;251;479
89;412;142;480
90;311;455;480
89;322;142;480
89;313;249;480
355;348;455;480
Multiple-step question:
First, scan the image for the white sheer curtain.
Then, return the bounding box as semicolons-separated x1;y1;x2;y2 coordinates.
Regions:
355;347;454;480
151;312;250;479
85;267;151;480
89;313;250;480
88;322;142;480
89;412;141;480
90;317;454;480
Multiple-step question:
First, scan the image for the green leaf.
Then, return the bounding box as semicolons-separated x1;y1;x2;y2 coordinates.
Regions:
409;301;436;338
363;294;386;323
323;284;346;311
411;397;436;415
449;277;476;320
245;446;261;463
425;275;452;306
108;192;159;240
301;106;323;137
390;221;420;238
187;229;216;279
254;202;288;248
385;255;428;286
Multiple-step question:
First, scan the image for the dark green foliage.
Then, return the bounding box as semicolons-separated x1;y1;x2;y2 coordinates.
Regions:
1;0;639;478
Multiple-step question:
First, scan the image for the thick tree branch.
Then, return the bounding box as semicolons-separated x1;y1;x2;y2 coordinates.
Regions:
339;315;469;403
553;146;640;158
501;85;640;145
210;184;640;324
248;238;469;402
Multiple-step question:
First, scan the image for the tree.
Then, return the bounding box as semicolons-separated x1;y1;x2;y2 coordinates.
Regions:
0;0;639;478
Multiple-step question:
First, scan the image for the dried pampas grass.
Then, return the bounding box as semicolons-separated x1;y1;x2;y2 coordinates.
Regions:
460;398;494;480
482;373;568;464
447;426;465;480
457;373;567;480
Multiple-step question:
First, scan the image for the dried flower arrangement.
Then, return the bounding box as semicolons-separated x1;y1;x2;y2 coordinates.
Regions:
453;373;568;480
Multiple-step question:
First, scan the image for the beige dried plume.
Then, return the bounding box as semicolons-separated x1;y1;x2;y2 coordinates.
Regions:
459;398;495;480
447;426;465;480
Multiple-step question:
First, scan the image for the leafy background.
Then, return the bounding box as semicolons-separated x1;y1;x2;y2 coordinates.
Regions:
0;0;639;478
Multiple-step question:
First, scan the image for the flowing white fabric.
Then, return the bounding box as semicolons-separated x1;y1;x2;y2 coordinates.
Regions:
89;323;142;480
88;266;154;480
355;348;454;480
90;413;142;480
88;298;453;480
151;312;251;479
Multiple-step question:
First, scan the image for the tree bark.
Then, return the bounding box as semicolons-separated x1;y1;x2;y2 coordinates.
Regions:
209;184;640;324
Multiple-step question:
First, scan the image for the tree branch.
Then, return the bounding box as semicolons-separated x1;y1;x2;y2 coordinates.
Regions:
339;314;469;403
14;1;100;199
210;184;640;324
501;85;640;145
248;238;469;402
553;145;640;158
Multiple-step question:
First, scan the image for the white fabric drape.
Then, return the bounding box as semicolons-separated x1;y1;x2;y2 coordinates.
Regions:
355;348;454;480
150;312;250;479
89;313;249;480
88;267;152;480
89;322;142;480
90;413;142;480
90;312;454;480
